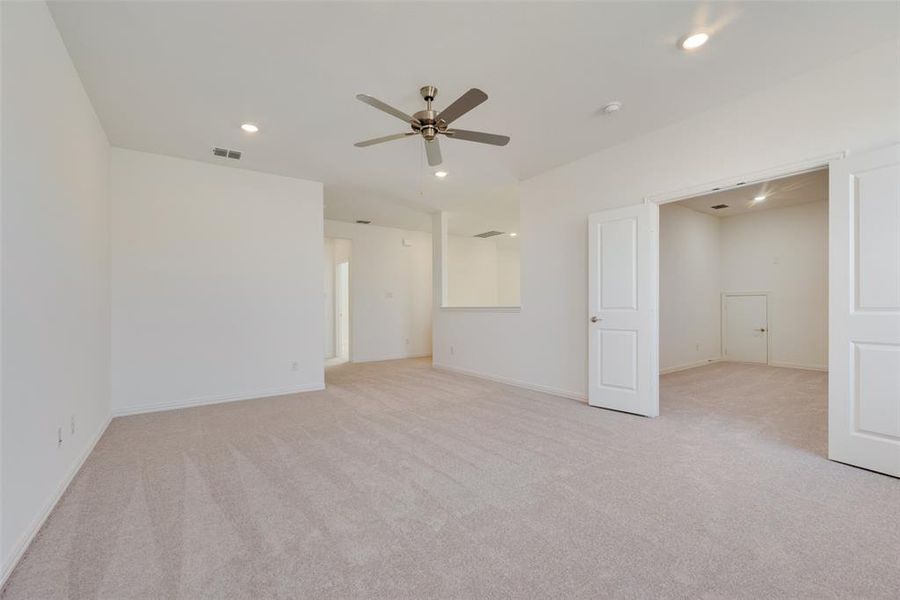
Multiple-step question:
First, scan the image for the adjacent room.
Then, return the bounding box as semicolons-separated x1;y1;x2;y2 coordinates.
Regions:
2;1;899;598
660;169;829;452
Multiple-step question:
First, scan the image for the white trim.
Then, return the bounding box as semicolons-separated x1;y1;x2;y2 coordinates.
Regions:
351;353;432;364
1;414;112;589
645;152;843;205
433;362;586;402
768;361;828;372
439;306;521;313
111;382;325;417
660;358;722;375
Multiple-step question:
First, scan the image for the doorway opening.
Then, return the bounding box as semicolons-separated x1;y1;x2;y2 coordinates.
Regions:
588;145;898;476
658;167;829;454
324;237;352;366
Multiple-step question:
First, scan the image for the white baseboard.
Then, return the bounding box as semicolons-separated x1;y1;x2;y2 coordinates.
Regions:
432;362;586;402
1;413;112;590
768;361;828;372
111;382;325;417
660;358;722;375
352;353;432;364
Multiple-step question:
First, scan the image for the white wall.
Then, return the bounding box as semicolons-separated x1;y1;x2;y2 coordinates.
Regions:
447;235;499;306
446;235;521;307
1;1;111;579
720;200;828;370
433;41;900;399
110;148;324;415
496;238;521;307
324;220;432;362
659;200;828;373
659;203;721;372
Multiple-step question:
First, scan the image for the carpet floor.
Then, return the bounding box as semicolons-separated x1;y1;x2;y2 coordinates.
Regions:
2;359;899;599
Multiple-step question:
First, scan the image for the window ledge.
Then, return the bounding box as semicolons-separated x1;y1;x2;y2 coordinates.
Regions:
439;306;521;313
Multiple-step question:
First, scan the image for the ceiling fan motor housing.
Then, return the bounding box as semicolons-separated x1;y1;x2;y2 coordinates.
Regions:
412;110;442;140
414;86;443;140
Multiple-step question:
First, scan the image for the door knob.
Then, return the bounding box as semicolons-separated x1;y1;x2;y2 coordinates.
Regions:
591;316;601;323
757;328;767;332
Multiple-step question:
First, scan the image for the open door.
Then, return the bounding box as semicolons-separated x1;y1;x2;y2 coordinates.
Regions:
829;145;900;477
588;203;659;416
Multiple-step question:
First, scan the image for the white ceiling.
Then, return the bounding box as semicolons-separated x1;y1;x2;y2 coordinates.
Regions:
48;1;899;231
678;169;827;217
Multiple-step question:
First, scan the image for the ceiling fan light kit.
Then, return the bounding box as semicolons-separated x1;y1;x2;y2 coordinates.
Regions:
354;85;510;167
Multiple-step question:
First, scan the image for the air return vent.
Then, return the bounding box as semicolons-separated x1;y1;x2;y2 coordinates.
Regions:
212;147;242;160
710;204;729;210
474;230;505;238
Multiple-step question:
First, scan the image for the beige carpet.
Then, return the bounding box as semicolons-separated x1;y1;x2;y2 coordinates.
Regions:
3;359;899;599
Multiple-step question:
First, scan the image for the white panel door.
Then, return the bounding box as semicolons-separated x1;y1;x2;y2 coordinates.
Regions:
723;294;768;364
829;145;900;477
588;203;659;417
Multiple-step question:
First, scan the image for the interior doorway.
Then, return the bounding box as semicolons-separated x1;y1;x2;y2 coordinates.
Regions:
659;168;828;376
654;168;829;464
324;237;352;365
335;260;349;360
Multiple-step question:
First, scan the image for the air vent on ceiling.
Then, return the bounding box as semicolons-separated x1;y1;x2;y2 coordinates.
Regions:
212;147;242;160
474;230;505;238
710;204;729;210
356;220;371;224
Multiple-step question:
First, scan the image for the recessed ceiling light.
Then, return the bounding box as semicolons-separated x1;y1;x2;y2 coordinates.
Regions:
509;232;518;237
754;195;767;202
240;123;259;133
434;171;448;178
679;32;709;50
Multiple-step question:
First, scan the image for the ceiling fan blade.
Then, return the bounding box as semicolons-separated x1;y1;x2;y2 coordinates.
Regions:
424;138;442;166
356;94;418;125
443;128;510;146
354;132;415;147
436;88;488;125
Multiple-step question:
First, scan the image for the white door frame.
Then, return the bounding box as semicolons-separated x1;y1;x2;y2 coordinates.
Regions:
335;260;350;360
721;292;770;365
644;152;843;206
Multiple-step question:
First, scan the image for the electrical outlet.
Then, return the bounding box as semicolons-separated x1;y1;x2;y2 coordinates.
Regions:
405;338;409;345
696;343;701;352
57;427;63;447
450;345;454;355
291;361;299;371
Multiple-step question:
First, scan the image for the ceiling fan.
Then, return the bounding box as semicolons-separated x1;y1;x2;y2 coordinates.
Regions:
354;85;510;167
